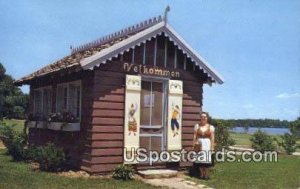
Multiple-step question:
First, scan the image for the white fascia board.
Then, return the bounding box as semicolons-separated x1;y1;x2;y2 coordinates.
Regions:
80;22;165;70
80;21;224;84
164;24;224;84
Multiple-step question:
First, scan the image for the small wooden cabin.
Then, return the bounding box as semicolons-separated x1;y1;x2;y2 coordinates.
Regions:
15;13;223;174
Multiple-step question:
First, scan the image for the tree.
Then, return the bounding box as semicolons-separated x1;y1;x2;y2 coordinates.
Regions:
289;118;300;139
250;130;275;152
212;119;235;151
0;63;29;120
276;133;298;155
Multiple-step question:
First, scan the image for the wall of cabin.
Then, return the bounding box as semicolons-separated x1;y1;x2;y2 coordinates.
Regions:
26;33;209;174
81;34;207;174
28;70;94;167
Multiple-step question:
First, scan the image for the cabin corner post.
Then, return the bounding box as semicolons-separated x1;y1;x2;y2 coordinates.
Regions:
123;75;141;164
167;80;183;152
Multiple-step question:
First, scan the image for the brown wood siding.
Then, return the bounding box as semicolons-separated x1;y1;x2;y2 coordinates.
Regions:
83;69;126;173
85;35;206;174
29;34;207;174
28;71;94;168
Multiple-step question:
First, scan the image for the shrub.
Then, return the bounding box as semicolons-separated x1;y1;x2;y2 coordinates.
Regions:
33;143;66;172
0;122;16;147
212;119;235;151
277;133;299;155
250;130;275;152
289;118;300;139
6;133;27;161
0;123;27;161
113;164;134;180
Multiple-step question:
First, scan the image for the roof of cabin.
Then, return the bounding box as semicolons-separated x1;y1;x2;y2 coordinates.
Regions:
15;14;224;85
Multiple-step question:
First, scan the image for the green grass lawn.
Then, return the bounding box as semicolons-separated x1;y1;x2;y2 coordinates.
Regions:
188;155;300;189
230;132;300;152
0;149;160;189
230;132;282;147
0;119;25;148
1;120;299;189
2;119;25;133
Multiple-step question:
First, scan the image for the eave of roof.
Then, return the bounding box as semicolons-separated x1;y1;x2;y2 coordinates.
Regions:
15;15;224;85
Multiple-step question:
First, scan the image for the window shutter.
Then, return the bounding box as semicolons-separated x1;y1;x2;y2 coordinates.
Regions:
167;80;183;151
124;75;141;164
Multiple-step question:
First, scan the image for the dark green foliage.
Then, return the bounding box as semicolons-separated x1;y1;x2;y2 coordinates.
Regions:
211;119;235;151
276;133;299;155
112;164;134;180
32;143;66;172
0;122;27;161
0;122;15;146
289;117;300;139
250;130;275;152
0;63;29;120
214;118;291;129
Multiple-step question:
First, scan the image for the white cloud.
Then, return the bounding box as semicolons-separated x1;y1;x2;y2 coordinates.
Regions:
275;93;300;99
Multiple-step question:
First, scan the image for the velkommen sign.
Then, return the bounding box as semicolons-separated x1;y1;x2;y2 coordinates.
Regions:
123;63;180;78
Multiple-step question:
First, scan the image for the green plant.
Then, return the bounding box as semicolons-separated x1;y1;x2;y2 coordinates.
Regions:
289;118;300;139
33;143;66;172
0;122;16;147
276;133;299;155
0;123;27;161
6;133;27;161
212;119;235;151
250;130;275;152
112;164;134;180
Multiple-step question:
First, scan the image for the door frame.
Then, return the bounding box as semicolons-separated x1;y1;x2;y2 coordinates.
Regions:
139;75;169;154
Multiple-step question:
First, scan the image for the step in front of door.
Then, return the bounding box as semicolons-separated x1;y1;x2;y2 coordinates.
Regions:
138;169;178;179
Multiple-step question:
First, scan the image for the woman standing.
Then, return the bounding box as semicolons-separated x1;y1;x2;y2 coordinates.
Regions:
193;112;215;180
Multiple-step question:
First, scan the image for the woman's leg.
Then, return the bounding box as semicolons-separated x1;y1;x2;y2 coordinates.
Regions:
204;167;209;179
199;167;204;178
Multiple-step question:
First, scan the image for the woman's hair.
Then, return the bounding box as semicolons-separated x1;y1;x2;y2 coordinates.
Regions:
200;111;212;123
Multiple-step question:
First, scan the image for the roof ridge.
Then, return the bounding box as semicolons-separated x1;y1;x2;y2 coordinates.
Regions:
71;15;163;54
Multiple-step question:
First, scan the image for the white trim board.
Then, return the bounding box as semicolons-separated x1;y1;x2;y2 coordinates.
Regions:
80;21;224;84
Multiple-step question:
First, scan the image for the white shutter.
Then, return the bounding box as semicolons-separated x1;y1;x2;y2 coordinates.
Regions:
167;80;183;151
124;75;141;164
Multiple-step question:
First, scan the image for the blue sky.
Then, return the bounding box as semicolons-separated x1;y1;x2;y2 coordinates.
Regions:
0;1;299;121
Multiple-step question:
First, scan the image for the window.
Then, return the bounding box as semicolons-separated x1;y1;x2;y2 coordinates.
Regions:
139;79;168;155
56;81;81;119
33;90;43;115
56;85;68;113
140;80;164;127
33;86;52;118
69;83;81;118
43;88;52;116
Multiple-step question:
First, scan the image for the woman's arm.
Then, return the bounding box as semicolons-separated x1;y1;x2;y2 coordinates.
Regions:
193;131;197;148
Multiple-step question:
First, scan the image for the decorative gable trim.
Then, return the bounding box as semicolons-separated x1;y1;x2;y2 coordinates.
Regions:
80;21;224;84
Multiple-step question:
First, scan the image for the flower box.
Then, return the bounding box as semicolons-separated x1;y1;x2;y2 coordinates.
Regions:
27;121;47;129
48;122;80;131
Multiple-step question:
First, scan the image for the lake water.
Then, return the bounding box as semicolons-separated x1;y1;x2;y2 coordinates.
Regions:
231;127;290;135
